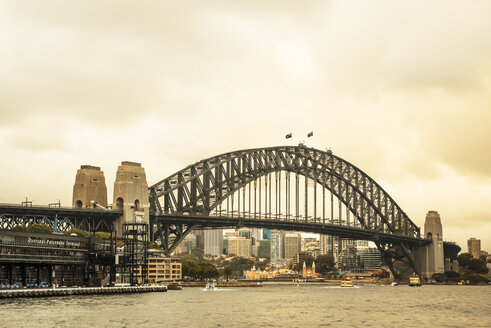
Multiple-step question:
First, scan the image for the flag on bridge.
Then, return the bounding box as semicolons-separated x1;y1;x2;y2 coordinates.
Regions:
307;131;313;137
285;133;292;139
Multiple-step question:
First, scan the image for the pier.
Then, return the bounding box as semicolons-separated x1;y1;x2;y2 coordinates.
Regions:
0;285;167;299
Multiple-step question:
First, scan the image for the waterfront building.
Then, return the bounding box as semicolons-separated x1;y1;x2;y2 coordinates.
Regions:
135;256;182;283
203;229;223;256
0;229;90;287
468;238;481;259
243;266;299;281
301;261;320;279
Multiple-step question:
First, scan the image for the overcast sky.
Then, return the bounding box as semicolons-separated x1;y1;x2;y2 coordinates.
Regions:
1;1;490;251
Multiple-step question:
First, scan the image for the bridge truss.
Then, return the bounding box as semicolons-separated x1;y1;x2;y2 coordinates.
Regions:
0;205;120;232
149;146;424;279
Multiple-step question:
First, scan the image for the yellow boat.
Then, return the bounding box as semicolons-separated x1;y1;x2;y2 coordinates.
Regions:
340;279;354;287
408;275;421;287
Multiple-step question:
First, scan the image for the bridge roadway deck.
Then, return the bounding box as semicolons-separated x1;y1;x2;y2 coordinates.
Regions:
151;213;430;245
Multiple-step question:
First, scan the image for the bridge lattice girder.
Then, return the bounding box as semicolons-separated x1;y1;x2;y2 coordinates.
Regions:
149;146;420;239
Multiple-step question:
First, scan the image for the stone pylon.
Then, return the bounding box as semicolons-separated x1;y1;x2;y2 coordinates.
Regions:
420;211;445;278
113;161;149;236
72;165;108;208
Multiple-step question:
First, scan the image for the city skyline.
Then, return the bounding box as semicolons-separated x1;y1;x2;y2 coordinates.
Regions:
1;1;491;250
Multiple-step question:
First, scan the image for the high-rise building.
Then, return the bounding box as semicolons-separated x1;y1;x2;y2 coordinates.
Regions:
250;228;262;246
284;233;301;260
339;246;359;271
203;229;223;256
356;240;369;251
257;240;271;258
359;247;381;271
182;234;197;254
302;237;318;251
195;230;205;251
319;234;333;255
227;237;251;258
271;231;285;267
238;228;251;240
263;229;271;240
468;238;481;259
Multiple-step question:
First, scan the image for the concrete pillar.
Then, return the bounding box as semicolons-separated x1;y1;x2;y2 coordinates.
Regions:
421;211;445;279
113;161;150;236
72;165;108;208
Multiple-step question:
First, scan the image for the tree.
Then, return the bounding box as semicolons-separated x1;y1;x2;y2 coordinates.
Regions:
182;260;220;281
315;255;335;275
295;255;314;271
468;259;488;274
457;253;473;269
223;266;232;282
458;253;488;273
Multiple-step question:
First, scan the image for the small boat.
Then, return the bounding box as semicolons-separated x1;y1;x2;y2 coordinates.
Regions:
408;275;421;287
457;280;464;285
340;279;354;287
390;282;398;286
205;283;217;290
167;282;182;290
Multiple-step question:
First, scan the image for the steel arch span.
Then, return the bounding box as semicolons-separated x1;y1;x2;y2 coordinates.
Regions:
149;145;424;278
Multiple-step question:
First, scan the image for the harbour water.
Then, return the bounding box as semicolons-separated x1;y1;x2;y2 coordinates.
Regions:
1;284;490;327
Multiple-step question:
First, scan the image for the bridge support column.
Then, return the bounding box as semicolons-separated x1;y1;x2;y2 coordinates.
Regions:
419;211;445;279
113;161;150;237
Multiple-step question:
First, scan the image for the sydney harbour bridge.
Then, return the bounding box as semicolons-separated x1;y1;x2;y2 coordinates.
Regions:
0;145;460;280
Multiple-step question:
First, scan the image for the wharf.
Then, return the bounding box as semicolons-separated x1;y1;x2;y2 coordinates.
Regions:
0;285;167;299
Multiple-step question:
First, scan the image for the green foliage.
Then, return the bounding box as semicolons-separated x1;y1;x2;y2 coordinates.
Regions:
315;254;335;275
223;266;232;282
468;259;488;274
460;272;490;284
95;231;111;239
221;257;254;278
444;271;460;279
182;260;220;281
256;258;270;271
64;228;89;237
13;224;53;234
147;241;162;250
295;255;314;271
457;253;473;269
458;253;488;273
179;248;204;262
432;273;445;283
